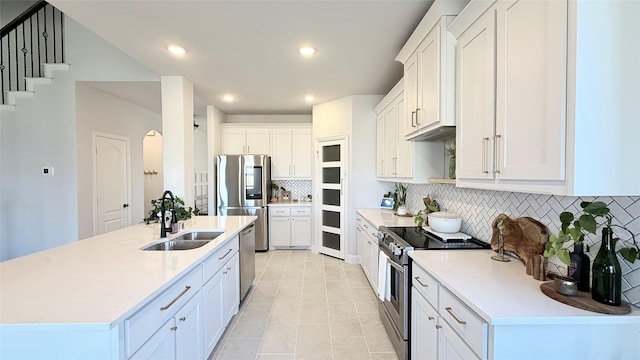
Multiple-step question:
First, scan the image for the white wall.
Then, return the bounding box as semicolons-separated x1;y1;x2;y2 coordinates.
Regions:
75;83;161;239
207;105;227;215
0;18;159;260
0;1;38;27
143;132;163;218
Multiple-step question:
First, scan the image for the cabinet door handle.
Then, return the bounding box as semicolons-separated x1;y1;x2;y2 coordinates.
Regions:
293;165;295;175
160;286;191;311
218;248;233;260
179;317;186;322
171;326;178;331
482;138;489;174
247;145;250;153
414;276;428;287
494;134;502;174
445;307;467;325
428;316;434;320
435;324;442;329
415;108;421;126
289;165;292;176
411;111;417;127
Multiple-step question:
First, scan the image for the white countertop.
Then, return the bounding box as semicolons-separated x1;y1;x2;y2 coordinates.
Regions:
409;250;640;325
0;216;256;328
268;201;312;207
357;208;416;228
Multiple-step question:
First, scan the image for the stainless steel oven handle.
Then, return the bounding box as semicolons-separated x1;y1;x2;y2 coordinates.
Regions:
386;258;404;272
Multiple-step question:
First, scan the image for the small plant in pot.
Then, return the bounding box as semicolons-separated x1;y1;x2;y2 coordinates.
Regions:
395;183;408;215
143;196;198;224
544;201;639;305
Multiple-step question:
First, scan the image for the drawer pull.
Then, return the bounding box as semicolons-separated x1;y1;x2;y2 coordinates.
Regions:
160;286;191;311
179;317;186;322
435;324;442;329
445;307;467;325
428;316;434;320
171;326;178;331
218;248;233;260
414;276;428;287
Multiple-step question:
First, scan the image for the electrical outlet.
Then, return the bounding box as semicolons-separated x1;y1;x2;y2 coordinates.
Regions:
42;167;54;176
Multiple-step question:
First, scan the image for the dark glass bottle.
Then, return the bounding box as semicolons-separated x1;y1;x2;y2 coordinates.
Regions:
591;227;622;306
568;241;590;292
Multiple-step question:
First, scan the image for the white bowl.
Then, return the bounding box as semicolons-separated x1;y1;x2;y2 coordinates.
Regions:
428;212;462;233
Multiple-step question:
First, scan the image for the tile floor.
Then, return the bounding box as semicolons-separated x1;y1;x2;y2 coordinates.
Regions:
210;250;399;360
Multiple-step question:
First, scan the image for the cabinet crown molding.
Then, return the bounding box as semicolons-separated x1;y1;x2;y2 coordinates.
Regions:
395;0;467;63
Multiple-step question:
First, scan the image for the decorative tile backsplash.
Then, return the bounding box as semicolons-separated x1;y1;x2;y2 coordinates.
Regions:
272;180;312;201
407;184;640;307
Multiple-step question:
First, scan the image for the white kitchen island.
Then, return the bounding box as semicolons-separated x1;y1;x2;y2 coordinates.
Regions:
409;250;640;360
0;216;256;360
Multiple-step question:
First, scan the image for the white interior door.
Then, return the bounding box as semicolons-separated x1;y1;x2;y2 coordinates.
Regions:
316;138;346;259
95;133;131;235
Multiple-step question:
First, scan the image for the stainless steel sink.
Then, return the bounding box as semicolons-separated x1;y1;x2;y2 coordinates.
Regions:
142;231;224;251
173;231;223;241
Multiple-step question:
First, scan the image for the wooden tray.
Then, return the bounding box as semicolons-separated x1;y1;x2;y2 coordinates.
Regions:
540;282;631;315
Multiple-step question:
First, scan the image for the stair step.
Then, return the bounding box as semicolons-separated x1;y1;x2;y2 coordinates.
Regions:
25;77;53;91
5;90;35;105
42;63;70;78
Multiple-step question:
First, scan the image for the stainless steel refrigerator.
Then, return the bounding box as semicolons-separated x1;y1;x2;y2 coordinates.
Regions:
216;155;271;251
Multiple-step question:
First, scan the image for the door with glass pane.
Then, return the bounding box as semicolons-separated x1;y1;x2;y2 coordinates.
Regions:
317;138;346;259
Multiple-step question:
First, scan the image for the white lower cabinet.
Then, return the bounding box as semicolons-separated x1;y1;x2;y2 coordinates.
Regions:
269;206;312;248
132;291;204;360
411;262;484;360
126;236;241;360
356;214;378;290
203;238;240;357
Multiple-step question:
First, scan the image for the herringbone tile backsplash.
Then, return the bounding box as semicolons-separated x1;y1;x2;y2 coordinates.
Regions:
406;184;640;307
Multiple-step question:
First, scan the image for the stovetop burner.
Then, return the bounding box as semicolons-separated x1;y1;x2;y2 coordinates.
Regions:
385;226;489;249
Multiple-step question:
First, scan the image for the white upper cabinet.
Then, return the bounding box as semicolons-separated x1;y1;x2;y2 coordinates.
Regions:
396;1;466;141
271;127;312;180
450;0;640;195
222;127;270;154
375;79;444;183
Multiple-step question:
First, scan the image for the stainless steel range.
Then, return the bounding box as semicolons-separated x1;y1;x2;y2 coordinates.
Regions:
378;226;490;360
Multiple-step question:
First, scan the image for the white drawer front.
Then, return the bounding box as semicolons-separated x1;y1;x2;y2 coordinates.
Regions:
439;287;487;358
203;236;239;281
269;207;291;216
412;263;439;308
125;266;203;357
291;207;311;216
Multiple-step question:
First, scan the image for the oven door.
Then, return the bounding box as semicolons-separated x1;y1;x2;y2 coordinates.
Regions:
382;257;408;339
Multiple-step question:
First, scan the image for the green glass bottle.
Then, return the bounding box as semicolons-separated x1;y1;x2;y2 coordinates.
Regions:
591;227;622;306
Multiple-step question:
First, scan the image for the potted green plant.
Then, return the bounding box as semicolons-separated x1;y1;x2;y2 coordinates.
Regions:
544;201;638;305
395;183;408;215
271;183;280;202
414;196;439;228
447;143;456;179
143;196;198;224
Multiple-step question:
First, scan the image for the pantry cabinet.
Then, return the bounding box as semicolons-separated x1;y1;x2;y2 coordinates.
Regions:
271;128;312;179
450;0;640;195
269;206;312;248
395;1;465;141
375;80;444;182
222;128;270;154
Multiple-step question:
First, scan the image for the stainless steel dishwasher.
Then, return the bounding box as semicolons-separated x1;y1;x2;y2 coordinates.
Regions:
239;222;256;302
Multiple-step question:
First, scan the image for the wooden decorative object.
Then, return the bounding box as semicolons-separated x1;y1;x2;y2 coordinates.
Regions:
540;282;631;315
490;214;548;266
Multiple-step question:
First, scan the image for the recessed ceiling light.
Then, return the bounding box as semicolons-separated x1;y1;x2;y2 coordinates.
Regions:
298;46;316;56
305;95;315;102
223;95;236;103
167;44;186;55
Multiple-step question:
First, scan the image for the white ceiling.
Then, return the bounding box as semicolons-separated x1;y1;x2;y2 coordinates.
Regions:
50;0;434;115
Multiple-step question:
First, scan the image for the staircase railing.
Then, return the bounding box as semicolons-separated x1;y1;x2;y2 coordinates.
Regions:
1;1;65;104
